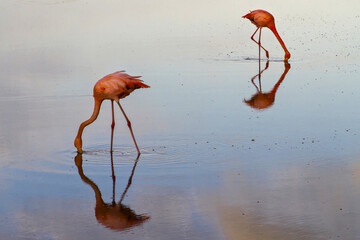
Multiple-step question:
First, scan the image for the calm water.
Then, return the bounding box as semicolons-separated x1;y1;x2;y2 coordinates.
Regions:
1;0;360;239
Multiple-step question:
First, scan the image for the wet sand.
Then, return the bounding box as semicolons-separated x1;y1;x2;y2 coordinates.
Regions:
1;0;360;239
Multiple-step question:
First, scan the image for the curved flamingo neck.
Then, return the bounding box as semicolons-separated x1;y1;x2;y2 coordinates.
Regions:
268;24;290;60
75;98;103;140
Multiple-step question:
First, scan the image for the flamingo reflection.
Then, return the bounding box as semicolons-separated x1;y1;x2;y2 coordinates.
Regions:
74;153;149;231
244;59;290;110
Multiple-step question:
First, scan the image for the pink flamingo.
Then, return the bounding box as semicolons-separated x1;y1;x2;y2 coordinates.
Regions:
74;71;150;155
243;9;291;61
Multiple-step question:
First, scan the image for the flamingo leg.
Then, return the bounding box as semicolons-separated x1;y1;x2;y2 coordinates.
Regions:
250;27;270;59
259;28;261;60
115;100;141;155
110;100;115;153
258;28;261;60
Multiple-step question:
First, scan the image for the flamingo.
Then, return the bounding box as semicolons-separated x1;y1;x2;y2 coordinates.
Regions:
243;9;291;61
74;71;150;154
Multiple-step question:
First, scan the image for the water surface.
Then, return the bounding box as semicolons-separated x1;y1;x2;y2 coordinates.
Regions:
1;0;360;239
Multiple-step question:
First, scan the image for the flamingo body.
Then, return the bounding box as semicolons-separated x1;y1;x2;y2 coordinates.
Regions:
93;71;149;101
243;9;274;28
243;9;291;61
74;71;150;154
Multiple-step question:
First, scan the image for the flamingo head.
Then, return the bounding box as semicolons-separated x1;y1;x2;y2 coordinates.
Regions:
74;137;83;153
284;51;291;62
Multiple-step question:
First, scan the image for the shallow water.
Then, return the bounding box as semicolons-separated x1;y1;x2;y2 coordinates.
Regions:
1;0;360;239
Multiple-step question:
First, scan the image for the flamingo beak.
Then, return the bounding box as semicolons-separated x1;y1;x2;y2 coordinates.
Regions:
284;52;291;62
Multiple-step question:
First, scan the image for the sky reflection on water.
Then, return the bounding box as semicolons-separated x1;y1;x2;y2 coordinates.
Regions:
1;0;360;239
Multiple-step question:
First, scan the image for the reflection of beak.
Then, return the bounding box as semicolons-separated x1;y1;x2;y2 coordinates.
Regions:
74;153;83;167
284;61;291;70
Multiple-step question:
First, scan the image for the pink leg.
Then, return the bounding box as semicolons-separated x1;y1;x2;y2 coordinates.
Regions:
115;100;141;155
250;27;269;59
110;100;115;153
258;28;261;60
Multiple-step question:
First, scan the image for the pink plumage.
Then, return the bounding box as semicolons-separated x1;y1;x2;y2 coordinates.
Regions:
75;71;150;154
243;9;291;61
